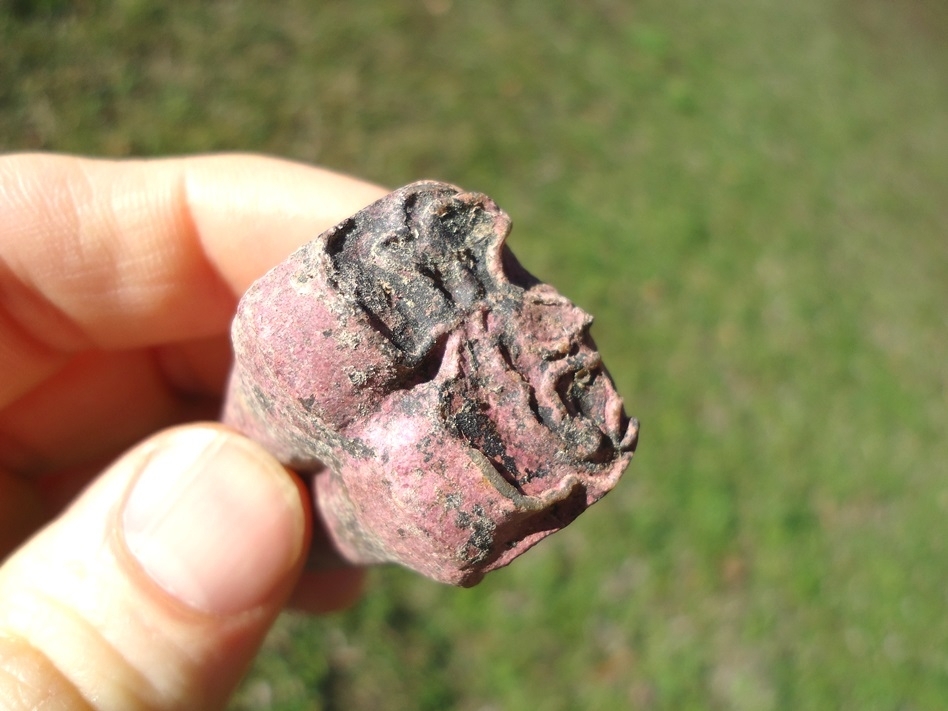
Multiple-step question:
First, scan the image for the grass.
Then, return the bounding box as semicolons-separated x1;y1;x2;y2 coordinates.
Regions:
3;0;948;708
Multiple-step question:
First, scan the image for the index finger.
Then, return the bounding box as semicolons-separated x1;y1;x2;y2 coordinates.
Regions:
0;153;387;405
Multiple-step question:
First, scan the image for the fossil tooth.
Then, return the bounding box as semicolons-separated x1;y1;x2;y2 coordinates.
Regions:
223;181;638;586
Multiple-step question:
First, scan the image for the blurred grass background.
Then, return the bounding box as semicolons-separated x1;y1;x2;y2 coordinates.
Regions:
3;0;948;708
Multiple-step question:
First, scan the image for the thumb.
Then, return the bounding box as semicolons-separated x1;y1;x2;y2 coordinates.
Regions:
0;424;310;711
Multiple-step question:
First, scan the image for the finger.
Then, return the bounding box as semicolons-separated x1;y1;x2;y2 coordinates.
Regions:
0;338;229;479
0;423;357;710
288;568;366;614
1;349;206;477
0;153;387;406
0;339;231;553
0;468;44;562
286;497;366;614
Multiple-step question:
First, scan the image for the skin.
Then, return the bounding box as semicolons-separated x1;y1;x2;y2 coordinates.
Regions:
0;153;386;710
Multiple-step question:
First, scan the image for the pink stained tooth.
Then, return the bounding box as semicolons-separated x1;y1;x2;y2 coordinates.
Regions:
222;181;638;587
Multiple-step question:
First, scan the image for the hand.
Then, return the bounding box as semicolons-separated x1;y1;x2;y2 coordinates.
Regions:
0;153;387;710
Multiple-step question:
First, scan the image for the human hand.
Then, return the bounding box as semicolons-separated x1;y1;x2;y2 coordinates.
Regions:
0;153;387;710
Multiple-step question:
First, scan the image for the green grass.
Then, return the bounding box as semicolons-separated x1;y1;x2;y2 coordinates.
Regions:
4;0;948;708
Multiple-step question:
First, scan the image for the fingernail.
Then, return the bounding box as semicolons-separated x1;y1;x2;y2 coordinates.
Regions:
121;428;304;615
